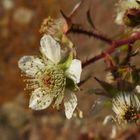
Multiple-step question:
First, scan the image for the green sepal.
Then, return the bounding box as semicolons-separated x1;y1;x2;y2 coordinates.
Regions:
117;44;129;52
136;92;140;101
65;77;76;90
132;69;140;84
95;77;119;98
136;0;140;5
58;51;73;70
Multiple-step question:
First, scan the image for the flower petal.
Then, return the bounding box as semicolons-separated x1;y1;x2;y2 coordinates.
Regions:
54;92;64;109
66;59;82;83
103;115;114;125
40;34;61;64
64;91;77;119
18;56;44;77
29;88;54;110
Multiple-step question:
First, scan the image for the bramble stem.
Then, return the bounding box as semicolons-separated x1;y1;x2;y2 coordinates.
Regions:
82;31;140;68
61;1;140;68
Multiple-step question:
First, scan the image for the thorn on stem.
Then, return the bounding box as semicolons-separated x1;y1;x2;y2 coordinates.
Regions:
68;0;83;18
87;10;95;29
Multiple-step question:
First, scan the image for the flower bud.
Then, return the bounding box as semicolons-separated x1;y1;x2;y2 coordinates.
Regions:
115;0;140;27
40;17;68;37
123;8;140;27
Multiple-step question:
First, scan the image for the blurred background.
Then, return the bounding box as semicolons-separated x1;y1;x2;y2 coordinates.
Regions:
0;0;140;139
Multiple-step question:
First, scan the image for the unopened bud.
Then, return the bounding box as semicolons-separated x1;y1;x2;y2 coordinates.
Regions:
40;17;68;36
123;8;140;27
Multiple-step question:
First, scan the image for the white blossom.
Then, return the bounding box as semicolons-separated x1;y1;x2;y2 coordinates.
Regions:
18;34;82;119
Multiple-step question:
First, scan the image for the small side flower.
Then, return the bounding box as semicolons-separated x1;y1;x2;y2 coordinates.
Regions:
112;92;140;124
115;0;140;27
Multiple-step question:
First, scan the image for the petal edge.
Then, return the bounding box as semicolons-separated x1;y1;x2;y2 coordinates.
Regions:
66;59;82;83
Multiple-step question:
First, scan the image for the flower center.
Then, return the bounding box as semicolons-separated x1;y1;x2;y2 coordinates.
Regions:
112;92;140;124
123;106;138;122
42;75;52;86
40;66;66;96
23;64;66;97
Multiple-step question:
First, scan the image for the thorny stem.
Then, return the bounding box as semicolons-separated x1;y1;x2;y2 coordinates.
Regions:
82;31;140;68
68;27;113;45
61;0;112;44
61;0;140;68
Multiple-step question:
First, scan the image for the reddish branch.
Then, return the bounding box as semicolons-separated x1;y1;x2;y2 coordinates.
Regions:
82;31;140;68
61;0;140;68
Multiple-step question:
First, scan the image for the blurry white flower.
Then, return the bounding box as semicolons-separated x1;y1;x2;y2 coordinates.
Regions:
103;115;114;125
14;7;34;25
110;125;117;139
115;0;140;25
112;92;140;124
103;115;117;139
18;34;82;119
136;85;140;93
2;0;14;10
